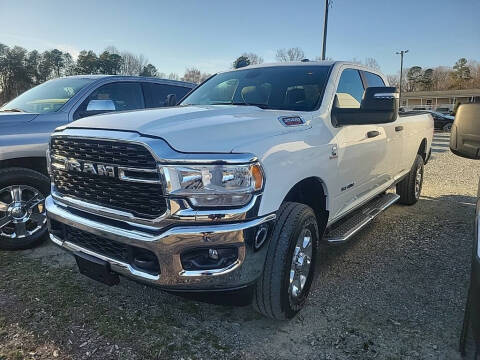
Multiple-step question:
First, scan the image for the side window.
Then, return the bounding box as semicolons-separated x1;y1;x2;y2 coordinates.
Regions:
74;82;144;120
143;83;192;108
363;71;386;87
335;69;365;108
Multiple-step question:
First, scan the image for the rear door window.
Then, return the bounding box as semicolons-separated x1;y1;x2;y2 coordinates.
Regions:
363;71;386;87
143;83;192;108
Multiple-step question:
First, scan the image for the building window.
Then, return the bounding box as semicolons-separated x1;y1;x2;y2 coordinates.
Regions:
426;99;432;105
401;100;407;106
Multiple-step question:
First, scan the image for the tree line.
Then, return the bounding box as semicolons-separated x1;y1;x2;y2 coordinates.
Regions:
0;43;211;103
1;42;479;104
387;58;480;92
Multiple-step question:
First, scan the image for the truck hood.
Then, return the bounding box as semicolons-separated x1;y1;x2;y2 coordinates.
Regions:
0;112;39;124
67;105;307;152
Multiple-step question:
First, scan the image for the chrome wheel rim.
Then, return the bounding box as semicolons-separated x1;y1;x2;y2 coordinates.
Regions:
0;185;46;239
414;166;423;199
444;123;452;132
289;228;313;301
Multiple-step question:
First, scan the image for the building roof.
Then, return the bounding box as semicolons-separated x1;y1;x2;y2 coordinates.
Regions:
403;89;480;98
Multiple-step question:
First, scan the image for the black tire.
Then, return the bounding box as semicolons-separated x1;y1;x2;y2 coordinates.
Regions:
443;122;453;132
0;167;50;250
461;289;480;359
253;202;319;320
396;154;424;205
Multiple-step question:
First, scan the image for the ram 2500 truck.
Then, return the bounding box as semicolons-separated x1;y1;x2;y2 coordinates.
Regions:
45;61;433;319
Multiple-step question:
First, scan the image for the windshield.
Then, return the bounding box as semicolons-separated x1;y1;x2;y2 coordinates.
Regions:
180;65;331;111
0;77;95;114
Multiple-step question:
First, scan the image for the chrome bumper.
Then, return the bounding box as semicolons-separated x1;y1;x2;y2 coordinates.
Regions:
46;196;275;290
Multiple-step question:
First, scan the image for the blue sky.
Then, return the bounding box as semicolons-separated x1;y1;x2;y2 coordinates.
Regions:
1;0;479;75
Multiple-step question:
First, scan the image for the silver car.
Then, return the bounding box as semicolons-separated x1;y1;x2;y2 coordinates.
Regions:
0;75;195;250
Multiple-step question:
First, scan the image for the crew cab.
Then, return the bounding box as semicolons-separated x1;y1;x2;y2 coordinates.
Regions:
0;76;194;250
45;61;433;319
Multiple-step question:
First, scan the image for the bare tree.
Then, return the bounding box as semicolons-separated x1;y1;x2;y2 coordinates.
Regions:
120;51;148;76
364;57;381;71
276;47;305;62
242;52;263;65
431;66;451;90
168;73;180;80
386;74;400;88
182;67;202;83
468;60;480;88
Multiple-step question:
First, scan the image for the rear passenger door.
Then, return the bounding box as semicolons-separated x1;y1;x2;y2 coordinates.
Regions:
334;68;388;217
363;71;405;179
142;83;192;108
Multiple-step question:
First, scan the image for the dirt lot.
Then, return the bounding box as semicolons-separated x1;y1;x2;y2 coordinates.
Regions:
0;133;478;360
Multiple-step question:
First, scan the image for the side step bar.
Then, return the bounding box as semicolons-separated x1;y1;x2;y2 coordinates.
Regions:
324;193;400;244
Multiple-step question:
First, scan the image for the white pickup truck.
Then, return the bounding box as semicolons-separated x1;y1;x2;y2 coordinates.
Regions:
46;61;433;319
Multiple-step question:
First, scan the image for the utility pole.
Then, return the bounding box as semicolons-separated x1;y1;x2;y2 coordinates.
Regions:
321;0;331;60
395;50;408;106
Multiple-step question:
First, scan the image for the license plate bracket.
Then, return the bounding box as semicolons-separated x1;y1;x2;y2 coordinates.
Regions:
74;252;120;286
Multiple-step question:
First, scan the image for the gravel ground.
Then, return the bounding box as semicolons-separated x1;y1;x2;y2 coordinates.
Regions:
0;132;478;360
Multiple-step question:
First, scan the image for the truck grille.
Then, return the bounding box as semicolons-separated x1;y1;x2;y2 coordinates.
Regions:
51;137;157;168
50;137;167;219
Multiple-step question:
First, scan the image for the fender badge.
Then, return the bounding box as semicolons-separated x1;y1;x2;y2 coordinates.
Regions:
330;144;338;159
278;116;305;127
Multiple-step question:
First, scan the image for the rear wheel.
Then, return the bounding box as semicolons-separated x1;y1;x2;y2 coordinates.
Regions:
396;154;424;205
253;202;319;320
0;168;50;250
443;122;453;132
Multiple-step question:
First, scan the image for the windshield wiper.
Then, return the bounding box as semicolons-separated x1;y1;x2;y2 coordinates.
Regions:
209;102;270;109
0;108;24;113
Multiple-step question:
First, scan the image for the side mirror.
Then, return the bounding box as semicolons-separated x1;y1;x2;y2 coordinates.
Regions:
332;87;398;126
166;94;177;107
450;103;480;159
86;99;116;112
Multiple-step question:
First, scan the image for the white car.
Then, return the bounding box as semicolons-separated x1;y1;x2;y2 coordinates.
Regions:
45;61;433;319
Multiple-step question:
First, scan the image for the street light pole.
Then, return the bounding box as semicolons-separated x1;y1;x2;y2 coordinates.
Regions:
395;50;409;106
321;0;330;60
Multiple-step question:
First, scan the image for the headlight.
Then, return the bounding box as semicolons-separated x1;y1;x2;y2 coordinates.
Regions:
160;163;264;207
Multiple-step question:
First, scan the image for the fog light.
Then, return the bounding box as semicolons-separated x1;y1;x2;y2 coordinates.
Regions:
209;248;219;260
181;247;238;271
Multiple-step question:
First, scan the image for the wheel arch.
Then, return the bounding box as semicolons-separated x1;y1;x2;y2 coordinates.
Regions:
282;177;329;233
417;138;427;163
0;157;48;176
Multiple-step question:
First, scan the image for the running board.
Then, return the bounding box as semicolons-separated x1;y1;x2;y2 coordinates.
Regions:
324;193;400;244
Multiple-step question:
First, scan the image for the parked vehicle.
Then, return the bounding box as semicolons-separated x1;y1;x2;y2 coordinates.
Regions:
0;76;195;250
451;104;480;359
45;61;433;319
413;110;454;132
436;106;454;116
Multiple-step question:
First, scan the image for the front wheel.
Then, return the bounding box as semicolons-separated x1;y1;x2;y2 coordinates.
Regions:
253;202;319;320
0;168;50;250
396;154;424;205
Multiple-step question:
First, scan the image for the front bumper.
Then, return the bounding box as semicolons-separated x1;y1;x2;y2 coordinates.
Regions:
46;196;275;290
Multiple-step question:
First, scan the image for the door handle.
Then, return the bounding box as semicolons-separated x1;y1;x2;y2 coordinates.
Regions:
367;130;380;138
395;126;404;132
